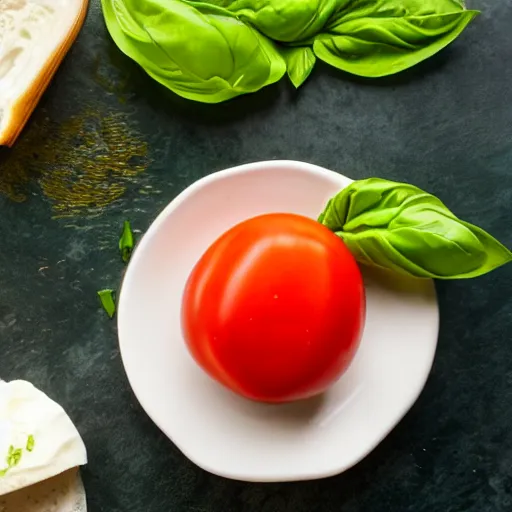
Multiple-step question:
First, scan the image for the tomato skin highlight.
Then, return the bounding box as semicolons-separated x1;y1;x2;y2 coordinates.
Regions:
181;213;366;403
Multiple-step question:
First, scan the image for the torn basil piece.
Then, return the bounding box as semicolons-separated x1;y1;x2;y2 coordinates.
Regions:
119;220;134;263
98;289;116;318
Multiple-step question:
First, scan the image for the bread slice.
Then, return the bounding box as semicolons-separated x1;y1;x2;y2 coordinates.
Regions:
0;0;89;147
0;468;87;512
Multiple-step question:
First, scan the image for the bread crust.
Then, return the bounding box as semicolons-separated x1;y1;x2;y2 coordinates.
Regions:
0;0;89;147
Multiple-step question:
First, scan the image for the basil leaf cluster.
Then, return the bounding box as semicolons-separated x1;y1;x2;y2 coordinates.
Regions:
102;0;478;102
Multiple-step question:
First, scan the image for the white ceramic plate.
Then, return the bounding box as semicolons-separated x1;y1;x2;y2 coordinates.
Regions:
118;160;439;482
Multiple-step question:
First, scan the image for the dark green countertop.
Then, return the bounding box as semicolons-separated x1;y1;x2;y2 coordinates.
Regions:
1;1;511;510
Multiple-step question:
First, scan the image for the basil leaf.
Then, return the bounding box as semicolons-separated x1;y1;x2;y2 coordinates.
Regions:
210;0;341;43
280;47;316;87
318;178;512;279
98;289;116;318
313;0;478;77
101;0;286;103
119;220;134;263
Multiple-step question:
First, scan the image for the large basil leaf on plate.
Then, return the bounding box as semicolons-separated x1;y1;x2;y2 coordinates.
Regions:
313;0;479;77
318;178;512;279
210;0;343;42
101;0;286;102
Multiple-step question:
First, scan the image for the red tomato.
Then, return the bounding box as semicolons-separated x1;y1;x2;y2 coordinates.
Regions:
181;213;365;403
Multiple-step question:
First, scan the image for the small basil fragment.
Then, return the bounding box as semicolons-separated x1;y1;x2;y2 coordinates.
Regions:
280;46;316;88
119;220;134;263
0;435;35;477
7;448;22;467
98;289;116;318
26;434;35;452
313;0;478;77
1;442;27;477
318;178;512;279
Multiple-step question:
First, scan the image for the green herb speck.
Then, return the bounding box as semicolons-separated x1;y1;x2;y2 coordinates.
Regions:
26;435;35;452
119;220;134;263
10;449;22;467
0;436;33;477
98;289;116;318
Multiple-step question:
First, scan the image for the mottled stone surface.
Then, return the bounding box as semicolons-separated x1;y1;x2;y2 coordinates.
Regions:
0;0;511;510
